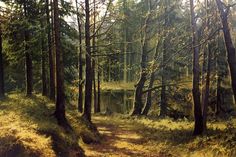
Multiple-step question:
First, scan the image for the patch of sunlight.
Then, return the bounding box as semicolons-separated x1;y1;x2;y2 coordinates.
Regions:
79;141;105;157
113;141;145;153
116;133;141;140
189;150;230;157
98;126;107;130
84;151;104;157
101;82;135;90
99;130;113;135
91;114;236;157
0;93;92;157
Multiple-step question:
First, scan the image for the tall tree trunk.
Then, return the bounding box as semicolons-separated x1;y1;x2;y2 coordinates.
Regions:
92;58;97;114
216;0;236;104
23;1;33;97
51;0;56;97
131;35;148;115
215;14;222;115
201;47;207;104
41;22;47;96
82;0;93;122
53;0;69;127
96;32;101;113
131;71;147;115
142;39;161;115
190;0;203;135
46;0;55;101
25;46;33;96
202;44;211;131
202;0;211;131
0;27;4;99
123;0;128;83
131;4;151;115
216;75;222;114
97;68;101;113
160;3;168;117
92;0;98;113
160;38;167;117
142;73;155;115
75;0;83;112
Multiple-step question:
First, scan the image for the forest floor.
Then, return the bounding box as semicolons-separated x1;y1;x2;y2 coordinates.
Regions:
82;114;236;157
1;93;236;157
0;93;100;157
82;116;161;157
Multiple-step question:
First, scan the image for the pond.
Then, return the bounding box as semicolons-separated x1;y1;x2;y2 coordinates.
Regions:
99;90;134;114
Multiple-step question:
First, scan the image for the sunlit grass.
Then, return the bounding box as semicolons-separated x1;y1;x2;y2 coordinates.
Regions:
100;82;135;91
83;114;236;157
1;93;236;157
0;93;98;157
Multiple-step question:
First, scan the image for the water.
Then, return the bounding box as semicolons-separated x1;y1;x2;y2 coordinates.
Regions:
100;90;134;114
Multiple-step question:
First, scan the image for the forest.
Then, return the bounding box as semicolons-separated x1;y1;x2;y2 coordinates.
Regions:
0;0;236;156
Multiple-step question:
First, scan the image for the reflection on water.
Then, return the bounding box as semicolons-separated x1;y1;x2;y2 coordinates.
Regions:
100;90;134;114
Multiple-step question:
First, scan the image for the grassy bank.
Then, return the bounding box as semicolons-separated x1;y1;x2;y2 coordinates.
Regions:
0;93;99;157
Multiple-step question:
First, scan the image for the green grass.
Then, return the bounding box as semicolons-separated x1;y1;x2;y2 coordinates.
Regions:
100;82;135;91
93;114;236;157
1;93;236;157
0;93;99;157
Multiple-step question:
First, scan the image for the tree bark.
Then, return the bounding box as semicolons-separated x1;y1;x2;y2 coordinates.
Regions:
41;22;47;96
131;0;151;116
82;0;93;122
92;62;97;113
160;37;167;117
0;27;4;99
202;44;211;131
92;0;98;113
23;1;33;97
142;39;161;115
25;46;33;96
160;2;169;117
96;28;100;113
46;0;55;101
216;75;222;115
216;0;236;104
215;23;221;116
97;68;101;113
131;73;147;115
53;0;69;127
75;0;83;112
141;72;155;115
202;0;211;131
190;0;203;135
123;0;128;83
132;37;149;116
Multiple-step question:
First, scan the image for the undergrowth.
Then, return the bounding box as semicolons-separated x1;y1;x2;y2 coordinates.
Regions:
96;114;236;157
0;93;99;157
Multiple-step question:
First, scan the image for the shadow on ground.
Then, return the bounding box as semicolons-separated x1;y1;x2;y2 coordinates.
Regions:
82;115;231;157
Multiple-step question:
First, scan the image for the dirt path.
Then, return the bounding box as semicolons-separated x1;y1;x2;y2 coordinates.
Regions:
82;116;161;157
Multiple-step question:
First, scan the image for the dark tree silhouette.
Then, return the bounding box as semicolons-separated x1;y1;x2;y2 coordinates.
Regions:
0;26;4;99
53;0;69;127
23;1;33;97
216;0;236;104
190;0;203;135
46;0;55;101
82;0;93;121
